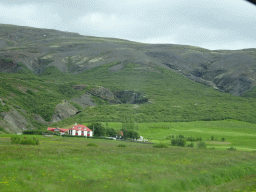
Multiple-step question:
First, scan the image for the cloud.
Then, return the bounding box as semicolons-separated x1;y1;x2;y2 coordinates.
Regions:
76;12;124;31
0;3;62;29
0;0;255;50
201;40;256;50
73;12;145;38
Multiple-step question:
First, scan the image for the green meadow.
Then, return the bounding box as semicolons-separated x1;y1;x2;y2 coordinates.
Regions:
60;120;256;151
0;134;256;192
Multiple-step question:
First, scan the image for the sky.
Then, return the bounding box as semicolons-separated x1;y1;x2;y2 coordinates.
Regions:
0;0;255;50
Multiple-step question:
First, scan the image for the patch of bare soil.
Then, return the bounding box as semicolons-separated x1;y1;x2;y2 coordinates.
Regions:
206;141;231;145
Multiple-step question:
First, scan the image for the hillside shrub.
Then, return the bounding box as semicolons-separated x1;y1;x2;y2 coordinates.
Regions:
227;147;236;151
86;143;98;147
117;144;126;147
211;136;215;141
171;138;186;147
0;126;8;133
0;103;11;113
197;141;207;149
58;83;76;98
176;134;185;139
10;136;21;144
153;143;168;148
26;89;36;96
221;137;226;142
166;135;175;139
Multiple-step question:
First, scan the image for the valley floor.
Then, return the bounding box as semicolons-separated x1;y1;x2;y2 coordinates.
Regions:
0;124;256;192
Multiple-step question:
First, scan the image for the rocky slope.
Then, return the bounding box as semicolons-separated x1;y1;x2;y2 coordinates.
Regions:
0;81;148;133
0;24;256;96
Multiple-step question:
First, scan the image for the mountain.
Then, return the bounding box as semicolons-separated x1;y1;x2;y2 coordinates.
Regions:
0;24;256;133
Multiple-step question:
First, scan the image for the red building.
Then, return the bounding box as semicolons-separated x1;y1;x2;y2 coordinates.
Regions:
68;124;93;136
47;127;69;134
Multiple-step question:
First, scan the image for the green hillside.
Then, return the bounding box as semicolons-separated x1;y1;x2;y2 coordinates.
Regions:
1;59;256;131
0;24;256;132
51;62;255;126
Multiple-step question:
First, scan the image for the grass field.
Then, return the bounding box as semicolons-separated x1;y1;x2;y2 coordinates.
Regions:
0;134;256;192
60;120;255;151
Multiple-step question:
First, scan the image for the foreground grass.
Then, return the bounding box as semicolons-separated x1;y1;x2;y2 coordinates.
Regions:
0;135;256;192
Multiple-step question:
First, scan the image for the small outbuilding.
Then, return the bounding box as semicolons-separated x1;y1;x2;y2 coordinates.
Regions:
68;124;93;137
47;127;69;135
116;131;123;139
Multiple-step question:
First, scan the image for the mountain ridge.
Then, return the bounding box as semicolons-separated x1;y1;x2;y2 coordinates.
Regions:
1;24;256;96
1;24;256;133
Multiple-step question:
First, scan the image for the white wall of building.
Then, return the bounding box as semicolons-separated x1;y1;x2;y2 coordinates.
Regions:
88;131;93;137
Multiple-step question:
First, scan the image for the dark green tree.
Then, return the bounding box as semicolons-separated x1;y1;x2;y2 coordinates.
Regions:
121;128;129;139
122;116;137;130
58;82;76;98
121;116;140;139
171;138;186;147
88;122;106;136
106;127;117;137
128;130;140;139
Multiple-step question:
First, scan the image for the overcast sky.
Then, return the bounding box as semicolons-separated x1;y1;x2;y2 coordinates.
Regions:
0;0;255;50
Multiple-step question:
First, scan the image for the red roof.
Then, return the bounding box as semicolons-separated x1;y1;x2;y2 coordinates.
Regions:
70;124;92;132
117;131;123;136
47;127;69;132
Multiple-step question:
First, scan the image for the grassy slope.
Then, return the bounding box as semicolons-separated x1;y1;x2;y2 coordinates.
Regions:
0;70;84;126
1;24;256;127
0;135;255;192
50;62;256;127
1;60;256;129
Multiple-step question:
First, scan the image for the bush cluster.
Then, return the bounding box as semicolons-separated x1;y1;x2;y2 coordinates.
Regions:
167;135;202;142
186;136;202;142
187;143;194;148
177;134;185;139
122;129;140;139
171;138;186;147
11;136;39;145
153;143;168;148
197;141;207;149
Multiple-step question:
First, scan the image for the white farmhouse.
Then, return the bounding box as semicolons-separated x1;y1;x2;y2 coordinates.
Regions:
68;124;93;137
